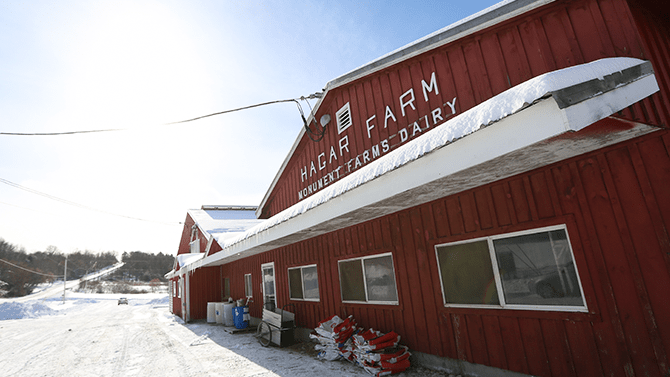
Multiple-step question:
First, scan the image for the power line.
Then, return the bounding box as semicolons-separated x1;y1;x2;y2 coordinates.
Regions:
0;93;322;136
0;177;180;226
0;258;63;278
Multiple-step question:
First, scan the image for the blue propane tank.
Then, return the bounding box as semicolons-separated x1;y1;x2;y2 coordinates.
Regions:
233;306;249;329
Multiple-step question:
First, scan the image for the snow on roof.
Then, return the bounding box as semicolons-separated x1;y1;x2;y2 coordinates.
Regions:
220;57;651;251
176;253;206;269
189;209;263;238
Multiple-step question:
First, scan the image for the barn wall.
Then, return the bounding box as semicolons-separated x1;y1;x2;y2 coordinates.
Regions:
187;266;221;320
176;213;210;256
260;0;669;219
170;277;181;318
221;128;670;376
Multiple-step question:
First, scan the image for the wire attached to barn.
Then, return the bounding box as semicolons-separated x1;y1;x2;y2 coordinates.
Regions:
0;92;325;138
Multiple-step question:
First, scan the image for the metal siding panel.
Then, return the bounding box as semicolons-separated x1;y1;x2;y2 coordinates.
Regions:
459;193;479;233
491;183;513;226
481;316;508;371
565;321;605;377
568;2;609;61
446;196;464;236
577;155;660;376
410;207;443;356
479;33;511;95
387;213;418;349
432;50;461;118
474;188;495;230
530;171;556;219
355;81;372;155
498;317;530;374
399;211;429;352
540;319;578;377
542;8;584;69
498;26;534;87
564;161;637;376
452;313;471;361
509;178;531;223
362;80;380;147
519;318;552;376
432;199;451;239
604;147;670;372
463;40;494;104
518;19;554;76
466;314;490;366
447;47;476;112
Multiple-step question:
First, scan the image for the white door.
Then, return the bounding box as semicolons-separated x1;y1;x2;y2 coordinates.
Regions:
261;262;276;311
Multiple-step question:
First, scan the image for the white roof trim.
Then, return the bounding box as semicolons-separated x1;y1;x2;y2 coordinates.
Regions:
189;58;658;273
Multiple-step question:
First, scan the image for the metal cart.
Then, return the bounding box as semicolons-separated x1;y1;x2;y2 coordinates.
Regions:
256;304;296;347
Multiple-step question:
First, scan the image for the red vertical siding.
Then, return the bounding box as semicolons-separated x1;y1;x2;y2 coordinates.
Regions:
261;0;669;219
216;127;670;377
187;267;221;320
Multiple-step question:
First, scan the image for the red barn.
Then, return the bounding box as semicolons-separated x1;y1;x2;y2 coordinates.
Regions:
166;206;261;322
169;0;670;375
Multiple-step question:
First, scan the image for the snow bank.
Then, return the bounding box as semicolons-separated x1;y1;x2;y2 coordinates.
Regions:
0;301;58;320
147;296;170;306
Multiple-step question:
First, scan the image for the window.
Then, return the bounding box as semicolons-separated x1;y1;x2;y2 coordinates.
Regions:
189;225;200;253
288;264;319;301
244;273;252;298
172;281;176;297
261;262;276;310
338;253;398;304
435;225;587;312
224;277;230;300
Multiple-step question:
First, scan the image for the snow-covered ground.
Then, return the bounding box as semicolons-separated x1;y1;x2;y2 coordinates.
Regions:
0;292;456;377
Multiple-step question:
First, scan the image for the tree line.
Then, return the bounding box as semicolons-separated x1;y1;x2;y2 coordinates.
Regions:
0;238;175;297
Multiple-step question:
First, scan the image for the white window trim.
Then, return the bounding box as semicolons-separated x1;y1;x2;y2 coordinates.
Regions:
435;224;588;313
288;264;320;302
338;252;399;305
261;262;277;308
244;273;253;298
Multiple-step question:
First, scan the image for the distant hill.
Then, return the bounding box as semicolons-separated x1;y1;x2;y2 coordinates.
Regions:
104;251;174;282
0;239;118;297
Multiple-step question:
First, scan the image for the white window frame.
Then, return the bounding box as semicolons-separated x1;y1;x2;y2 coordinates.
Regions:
435;224;588;312
172;281;176;297
288;264;320;302
244;273;253;298
338;252;399;305
261;262;277;309
189;225;200;253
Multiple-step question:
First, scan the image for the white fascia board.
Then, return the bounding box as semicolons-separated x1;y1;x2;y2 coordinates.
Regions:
561;74;659;131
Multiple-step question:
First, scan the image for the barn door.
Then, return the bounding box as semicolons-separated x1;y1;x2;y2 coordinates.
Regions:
261;262;276;311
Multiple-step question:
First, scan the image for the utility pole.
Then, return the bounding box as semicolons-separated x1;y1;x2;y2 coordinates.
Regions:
62;255;67;304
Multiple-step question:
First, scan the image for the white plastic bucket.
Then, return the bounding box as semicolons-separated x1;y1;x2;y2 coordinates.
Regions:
207;302;216;323
215;302;224;324
223;302;235;327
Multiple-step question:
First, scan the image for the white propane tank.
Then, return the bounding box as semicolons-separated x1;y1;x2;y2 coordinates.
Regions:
215;302;224;324
223;302;235;326
207;302;216;323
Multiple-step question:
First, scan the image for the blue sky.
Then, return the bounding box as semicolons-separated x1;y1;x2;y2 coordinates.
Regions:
0;0;500;255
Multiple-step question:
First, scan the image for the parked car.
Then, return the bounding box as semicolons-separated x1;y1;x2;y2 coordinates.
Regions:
118;297;128;305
